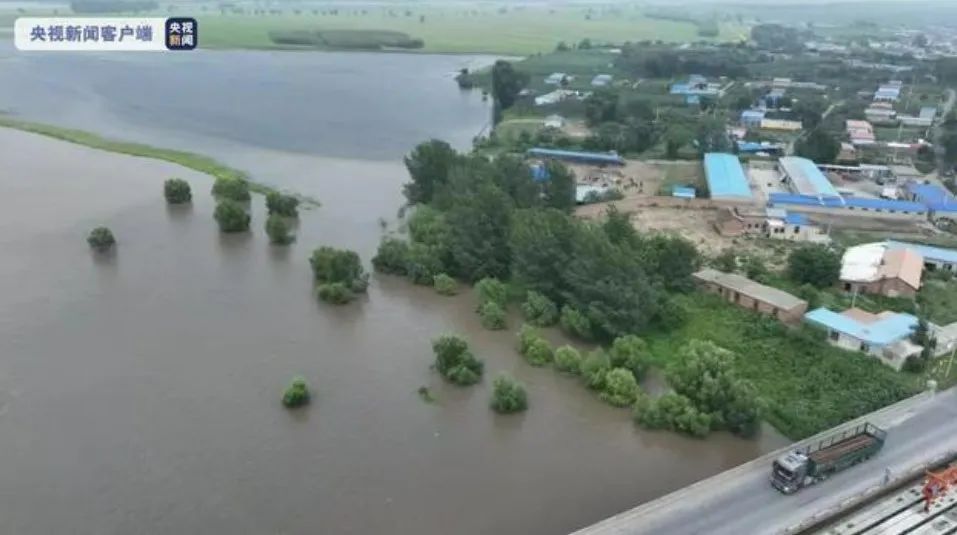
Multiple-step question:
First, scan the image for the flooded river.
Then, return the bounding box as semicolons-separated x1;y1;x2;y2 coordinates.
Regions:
0;47;788;534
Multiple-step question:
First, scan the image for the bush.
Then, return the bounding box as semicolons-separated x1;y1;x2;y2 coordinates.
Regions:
608;335;651;381
634;392;711;437
317;282;354;304
600;368;640;407
163;178;191;204
433;273;458;295
479;301;507;330
405;242;445;285
432;334;484;386
310;247;368;293
211;177;251;202
522;291;559;327
490;373;528;413
372;238;410;275
475;277;508;309
265;191;300;218
87;226;115;250
787;244;841;288
214;200;251;232
581;349;611;390
554;345;583;374
560;305;594;341
282;376;311;408
265;214;294;244
524;338;553;367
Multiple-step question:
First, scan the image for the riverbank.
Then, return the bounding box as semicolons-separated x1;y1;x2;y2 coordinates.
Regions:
0;116;321;204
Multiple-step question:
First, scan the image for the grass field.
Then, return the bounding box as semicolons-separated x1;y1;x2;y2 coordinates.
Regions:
0;5;744;55
0;115;321;203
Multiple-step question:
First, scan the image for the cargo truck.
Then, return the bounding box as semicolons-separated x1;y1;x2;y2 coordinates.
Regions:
771;422;887;494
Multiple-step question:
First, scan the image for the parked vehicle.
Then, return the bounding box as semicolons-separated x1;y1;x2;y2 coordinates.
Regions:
771;422;887;494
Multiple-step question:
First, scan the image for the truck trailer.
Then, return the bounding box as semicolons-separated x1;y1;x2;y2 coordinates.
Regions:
771;422;887;494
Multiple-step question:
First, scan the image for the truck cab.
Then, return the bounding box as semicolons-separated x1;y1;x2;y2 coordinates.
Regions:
771;451;809;494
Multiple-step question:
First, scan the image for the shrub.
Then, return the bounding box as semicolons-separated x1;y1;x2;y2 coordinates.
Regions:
214;200;251;232
560;305;593;341
265;191;300;218
600;368;640;407
524;338;553;367
87;226;115;250
317;282;354;304
634;393;711;438
211;177;251;202
282;376;311;408
405;242;444;285
476;302;504;330
265;214;294;244
433;273;458;295
310;247;368;293
608;335;651;381
581;349;611;390
522;291;559;327
787;244;841;288
475;277;508;309
432;334;484;386
163;178;191;204
372;238;410;275
490;373;528;414
554;345;583;374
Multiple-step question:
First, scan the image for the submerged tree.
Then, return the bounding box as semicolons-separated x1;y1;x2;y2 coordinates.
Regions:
281;376;311;408
211;177;251;202
265;214;294;244
214;200;251;232
87;226;116;251
163;178;192;204
490;373;528;414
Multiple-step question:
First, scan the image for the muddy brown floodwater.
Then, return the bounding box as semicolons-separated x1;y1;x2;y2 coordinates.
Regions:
0;48;789;535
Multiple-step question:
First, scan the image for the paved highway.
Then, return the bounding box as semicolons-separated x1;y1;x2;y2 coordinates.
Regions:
573;389;957;535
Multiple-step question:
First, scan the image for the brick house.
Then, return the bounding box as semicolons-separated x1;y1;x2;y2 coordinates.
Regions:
693;269;809;324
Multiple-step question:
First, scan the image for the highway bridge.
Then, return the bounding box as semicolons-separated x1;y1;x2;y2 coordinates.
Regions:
572;389;957;535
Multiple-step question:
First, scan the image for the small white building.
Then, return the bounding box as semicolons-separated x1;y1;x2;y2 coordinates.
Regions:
543;114;565;129
544;72;567;85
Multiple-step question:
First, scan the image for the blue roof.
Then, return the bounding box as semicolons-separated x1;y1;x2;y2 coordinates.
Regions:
885;241;957;265
737;141;783;153
686;95;700;105
527;148;624;165
741;110;765;119
672;186;696;198
779;156;841;198
804;308;917;346
784;212;808;225
906;182;957;212
768;193;928;213
670;83;690;95
704;153;752;199
530;163;550;182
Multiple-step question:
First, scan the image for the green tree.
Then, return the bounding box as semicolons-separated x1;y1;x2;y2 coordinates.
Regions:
87;226;116;250
600;368;640;407
560;305;594;341
640;234;700;291
281;376;311;408
372;238;410;275
510;209;575;302
265;191;300;218
163;178;191;204
602;204;636;246
432;334;484;386
317;282;354;304
787;244;841;288
211;177;251;202
608;335;651;380
479;301;508;330
524;338;553;367
743;255;768;282
490;373;528;413
796;128;840;163
310;247;368;294
403;140;460;205
554;345;583;374
433;273;458;295
665;126;692;159
522;291;559;327
446;179;513;281
405;242;445;285
541;161;576;213
265;214;294;244
666;340;761;437
581;349;611;389
634;392;711;437
475;277;508;309
696;117;731;154
491;60;529;110
714;249;737;272
585;89;620;126
214;200;251;232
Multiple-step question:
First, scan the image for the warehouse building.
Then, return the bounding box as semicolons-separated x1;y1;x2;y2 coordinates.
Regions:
703;153;753;201
767;193;928;221
840;242;923;298
905;182;957;221
804;307;920;370
693;269;808;324
885;241;957;272
526;148;624;166
778;156;841;198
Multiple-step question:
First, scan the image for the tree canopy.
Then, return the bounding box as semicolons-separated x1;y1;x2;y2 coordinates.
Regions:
491;60;529;111
795;128;840;164
163;178;191;204
214;200;250;233
787;244;841;288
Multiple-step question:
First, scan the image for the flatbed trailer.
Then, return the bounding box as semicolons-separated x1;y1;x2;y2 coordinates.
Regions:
771;422;887;494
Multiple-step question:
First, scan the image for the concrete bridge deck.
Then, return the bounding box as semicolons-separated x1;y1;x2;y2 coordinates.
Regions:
572;389;957;535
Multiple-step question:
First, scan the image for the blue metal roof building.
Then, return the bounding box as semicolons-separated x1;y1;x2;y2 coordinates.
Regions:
704;153;752;200
805;308;917;346
885;241;957;268
736;141;784;155
768;193;928;214
779;156;841;198
527;148;624;166
905;182;957;212
784;212;809;225
672;185;696;199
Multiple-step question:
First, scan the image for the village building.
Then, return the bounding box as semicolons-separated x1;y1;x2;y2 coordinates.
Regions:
839;243;923;298
703;153;753;202
714;207;828;242
693;269;808;324
804;307;921;370
885;241;957;272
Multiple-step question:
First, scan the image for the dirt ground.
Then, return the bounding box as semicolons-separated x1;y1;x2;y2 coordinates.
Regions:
629;207;733;255
568;160;702;197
